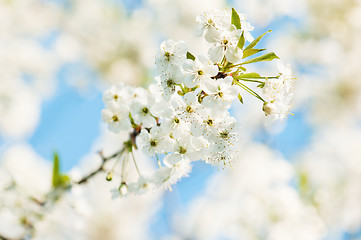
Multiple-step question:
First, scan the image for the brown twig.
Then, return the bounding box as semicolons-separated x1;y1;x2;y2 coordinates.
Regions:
74;148;125;185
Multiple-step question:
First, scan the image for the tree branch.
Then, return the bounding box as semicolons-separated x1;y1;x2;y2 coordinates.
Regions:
0;144;128;239
74;148;125;185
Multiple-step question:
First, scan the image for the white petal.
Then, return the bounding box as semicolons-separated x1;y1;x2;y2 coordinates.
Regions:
119;119;131;130
109;123;121;133
225;47;242;63
196;24;204;36
176;40;187;55
183;59;196;72
200;78;218;95
164;153;182;166
183;75;198;88
223;76;234;85
191;136;208;150
190;121;203;137
208;46;224;63
101;109;112;122
204;64;219;77
204;27;220;43
184;92;198;105
244;31;254;42
201;95;216;108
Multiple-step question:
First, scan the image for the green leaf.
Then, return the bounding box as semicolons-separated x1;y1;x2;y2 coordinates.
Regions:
237;31;245;49
231;8;241;29
52;152;60;188
52;152;70;188
242;48;266;59
186;51;195;61
235;72;261;79
238;94;244;104
60;175;70;185
241;52;279;65
244;30;272;51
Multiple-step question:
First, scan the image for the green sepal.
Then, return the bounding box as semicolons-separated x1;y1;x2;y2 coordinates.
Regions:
238;94;244;104
240;52;279;65
244;30;272;51
238;66;246;71
231;8;241;29
257;82;265;88
186;51;196;61
242;48;266;59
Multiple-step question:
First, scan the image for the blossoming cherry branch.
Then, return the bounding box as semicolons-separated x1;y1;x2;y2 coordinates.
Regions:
100;8;295;197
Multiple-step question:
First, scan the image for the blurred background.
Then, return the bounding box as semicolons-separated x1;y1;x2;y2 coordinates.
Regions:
0;0;361;239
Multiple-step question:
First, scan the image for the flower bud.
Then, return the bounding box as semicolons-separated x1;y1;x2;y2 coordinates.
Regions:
119;182;128;196
106;172;113;181
263;102;276;116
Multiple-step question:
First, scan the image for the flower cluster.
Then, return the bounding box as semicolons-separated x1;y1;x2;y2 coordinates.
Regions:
101;8;295;196
262;61;294;121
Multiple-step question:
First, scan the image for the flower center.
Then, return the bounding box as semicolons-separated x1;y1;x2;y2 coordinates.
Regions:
206;119;213;126
164;52;171;59
142;107;149;114
220;131;229;138
112;115;119;122
179;146;187;154
217;92;224;97
150;139;157;147
222;39;228;45
197;70;204;76
113;94;118;101
186;106;193;113
167;79;175;87
174;118;180;124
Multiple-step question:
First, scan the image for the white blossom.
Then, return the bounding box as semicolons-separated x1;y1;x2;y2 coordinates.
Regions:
172;92;204;123
130;97;157;128
163;132;207;166
102;103;131;133
201;75;240;110
159;71;183;100
103;83;132;108
155;39;187;74
208;27;243;63
196;9;231;43
262;61;294;121
182;56;219;88
136;127;173;155
207;119;240;156
152;160;192;190
190;108;228;137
